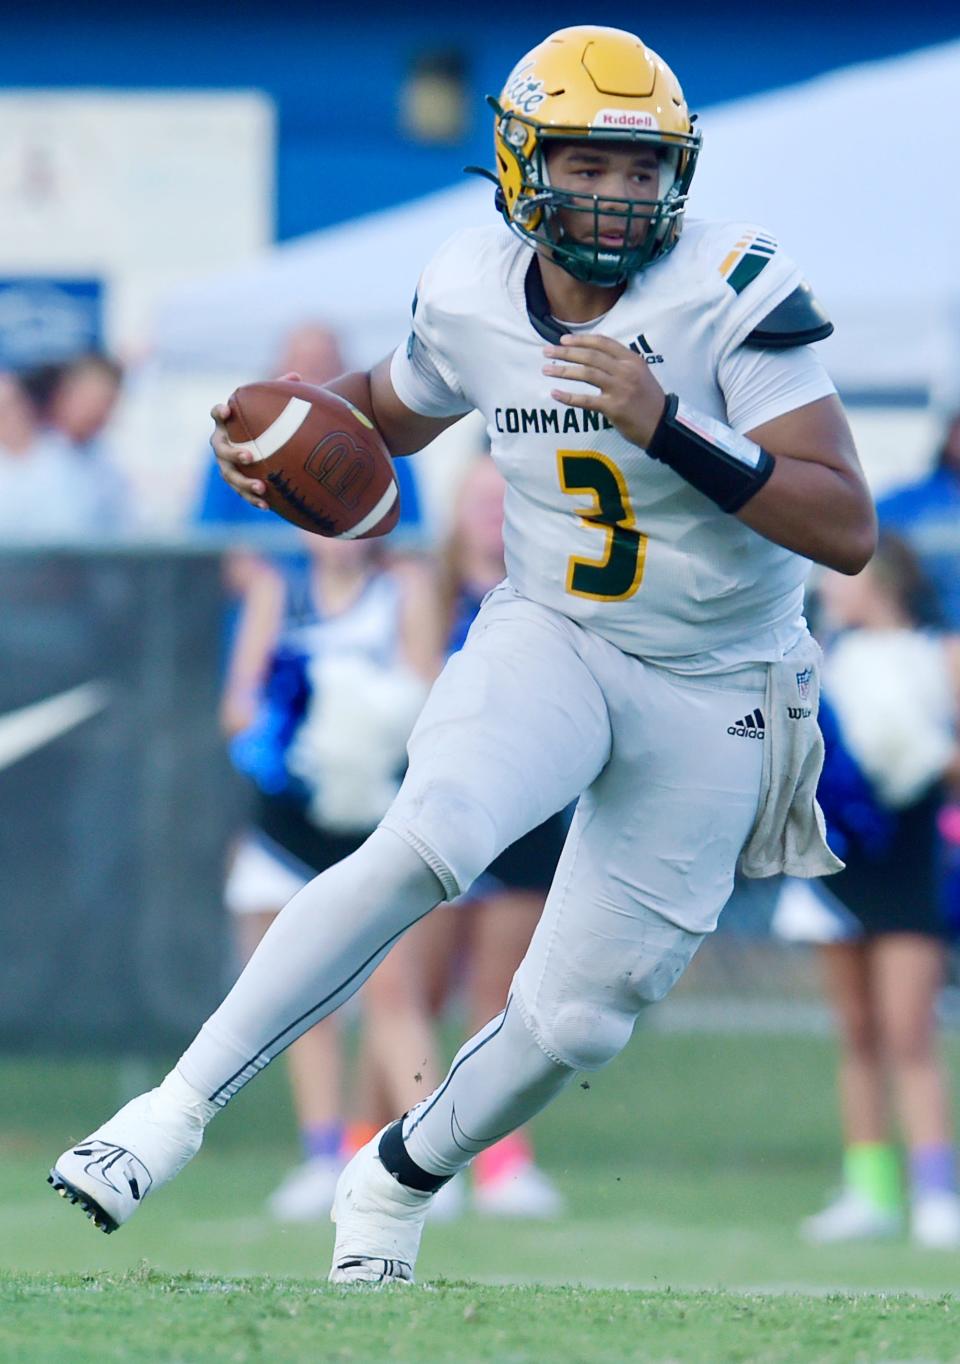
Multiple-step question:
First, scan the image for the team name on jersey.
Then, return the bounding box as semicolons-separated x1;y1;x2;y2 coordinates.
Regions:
495;406;615;436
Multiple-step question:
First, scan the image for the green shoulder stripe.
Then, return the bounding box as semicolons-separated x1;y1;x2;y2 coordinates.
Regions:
727;251;771;294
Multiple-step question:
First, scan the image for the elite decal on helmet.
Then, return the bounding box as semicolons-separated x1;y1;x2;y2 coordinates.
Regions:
489;25;701;287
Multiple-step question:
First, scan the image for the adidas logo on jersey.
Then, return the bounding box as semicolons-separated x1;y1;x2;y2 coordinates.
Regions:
727;708;765;739
628;334;664;364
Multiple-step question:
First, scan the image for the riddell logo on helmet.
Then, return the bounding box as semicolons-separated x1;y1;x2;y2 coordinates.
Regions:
594;109;660;130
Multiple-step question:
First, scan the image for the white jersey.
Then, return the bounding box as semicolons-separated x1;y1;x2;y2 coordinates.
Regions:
391;219;837;672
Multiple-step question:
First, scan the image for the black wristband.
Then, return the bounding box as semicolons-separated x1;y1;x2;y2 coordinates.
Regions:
646;393;775;513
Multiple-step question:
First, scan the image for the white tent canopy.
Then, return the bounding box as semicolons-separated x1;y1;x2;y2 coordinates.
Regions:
153;40;960;396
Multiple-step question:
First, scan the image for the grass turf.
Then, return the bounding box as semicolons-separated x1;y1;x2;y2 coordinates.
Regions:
3;1271;960;1364
3;1030;960;1361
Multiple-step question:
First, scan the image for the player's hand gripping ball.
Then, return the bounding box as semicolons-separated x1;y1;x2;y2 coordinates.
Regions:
224;380;400;538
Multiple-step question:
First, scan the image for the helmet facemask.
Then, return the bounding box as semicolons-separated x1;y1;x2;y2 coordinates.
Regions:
493;103;700;287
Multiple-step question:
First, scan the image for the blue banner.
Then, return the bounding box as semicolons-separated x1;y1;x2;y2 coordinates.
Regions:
0;278;103;369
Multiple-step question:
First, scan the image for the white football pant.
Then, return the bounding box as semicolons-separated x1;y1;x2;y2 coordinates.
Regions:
178;585;765;1167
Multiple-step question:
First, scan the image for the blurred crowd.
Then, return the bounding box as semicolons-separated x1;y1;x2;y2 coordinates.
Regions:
777;536;960;1247
0;354;130;538
5;322;960;1243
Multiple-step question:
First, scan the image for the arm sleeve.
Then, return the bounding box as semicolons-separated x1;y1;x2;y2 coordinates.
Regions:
718;342;837;436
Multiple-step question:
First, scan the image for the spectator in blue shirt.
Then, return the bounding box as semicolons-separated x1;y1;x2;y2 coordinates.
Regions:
877;410;960;629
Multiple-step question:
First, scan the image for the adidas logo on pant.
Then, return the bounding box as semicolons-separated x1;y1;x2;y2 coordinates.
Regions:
727;708;765;739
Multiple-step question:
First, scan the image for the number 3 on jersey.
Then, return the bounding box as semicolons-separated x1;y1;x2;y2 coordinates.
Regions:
558;451;648;601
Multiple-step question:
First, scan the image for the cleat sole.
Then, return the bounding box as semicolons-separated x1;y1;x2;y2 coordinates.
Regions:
48;1169;119;1234
330;1255;414;1285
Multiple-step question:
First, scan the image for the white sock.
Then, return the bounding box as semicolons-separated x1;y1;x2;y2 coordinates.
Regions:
176;828;442;1107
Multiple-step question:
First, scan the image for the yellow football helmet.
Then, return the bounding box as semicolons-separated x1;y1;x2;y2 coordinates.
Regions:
489;26;701;286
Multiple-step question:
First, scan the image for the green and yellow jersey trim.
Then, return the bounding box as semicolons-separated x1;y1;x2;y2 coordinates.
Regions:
719;232;777;294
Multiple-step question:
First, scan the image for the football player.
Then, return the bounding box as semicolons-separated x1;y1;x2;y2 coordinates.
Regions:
51;26;876;1283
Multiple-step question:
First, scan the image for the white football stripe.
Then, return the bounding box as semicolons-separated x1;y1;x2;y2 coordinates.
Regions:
251;396;312;458
0;682;110;772
337;481;399;540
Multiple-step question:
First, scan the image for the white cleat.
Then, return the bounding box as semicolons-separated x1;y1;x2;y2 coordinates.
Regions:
329;1131;434;1285
912;1192;960;1250
800;1189;901;1245
267;1154;345;1223
473;1161;565;1219
48;1089;205;1233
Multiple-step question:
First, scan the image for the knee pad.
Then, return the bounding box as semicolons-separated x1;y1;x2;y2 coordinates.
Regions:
513;925;702;1071
512;981;633;1072
544;999;637;1071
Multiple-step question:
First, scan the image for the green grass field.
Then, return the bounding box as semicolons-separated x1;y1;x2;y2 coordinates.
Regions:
4;1029;960;1362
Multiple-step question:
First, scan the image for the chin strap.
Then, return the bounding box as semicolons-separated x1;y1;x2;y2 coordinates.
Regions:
463;164;499;188
463;163;508;219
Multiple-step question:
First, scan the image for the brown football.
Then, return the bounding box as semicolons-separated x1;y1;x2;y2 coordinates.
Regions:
225;379;400;538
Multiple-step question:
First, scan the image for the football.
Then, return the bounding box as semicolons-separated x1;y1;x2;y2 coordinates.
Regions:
225;379;400;538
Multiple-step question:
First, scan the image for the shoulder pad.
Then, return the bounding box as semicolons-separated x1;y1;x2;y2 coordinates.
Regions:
744;282;834;349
